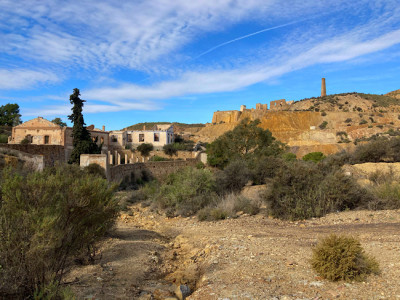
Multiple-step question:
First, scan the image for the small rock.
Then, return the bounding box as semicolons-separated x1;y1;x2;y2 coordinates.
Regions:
175;284;191;300
309;281;324;287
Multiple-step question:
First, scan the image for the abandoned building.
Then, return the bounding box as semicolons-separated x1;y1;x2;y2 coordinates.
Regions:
8;117;109;158
109;124;174;150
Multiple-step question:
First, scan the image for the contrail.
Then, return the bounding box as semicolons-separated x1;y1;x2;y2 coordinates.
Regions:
194;19;306;59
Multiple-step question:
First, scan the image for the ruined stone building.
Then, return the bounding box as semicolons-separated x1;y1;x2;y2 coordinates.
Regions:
8;117;109;159
109;124;174;150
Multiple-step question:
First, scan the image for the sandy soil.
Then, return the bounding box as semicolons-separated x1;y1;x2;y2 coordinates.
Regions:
66;203;400;300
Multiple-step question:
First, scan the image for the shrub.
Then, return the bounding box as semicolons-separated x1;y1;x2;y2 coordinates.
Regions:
250;156;285;184
321;111;327;116
282;152;297;162
368;182;400;210
311;234;380;282
0;134;7;143
149;155;170;161
154;167;216;216
137;143;153;156
264;162;370;220
351;138;389;163
83;163;107;178
163;143;178;157
197;194;260;221
302;152;326;163
345;118;352;123
0;165;118;298
359;119;368;125
319;121;328;129
215;160;251;194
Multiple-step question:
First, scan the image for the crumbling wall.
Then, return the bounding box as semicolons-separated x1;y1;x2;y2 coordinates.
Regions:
109;159;198;182
0;144;65;167
212;110;242;124
0;147;44;171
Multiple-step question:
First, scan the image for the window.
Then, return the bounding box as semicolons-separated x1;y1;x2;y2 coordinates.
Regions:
154;133;159;142
100;137;104;143
111;135;118;142
127;134;132;142
44;135;50;144
139;134;144;142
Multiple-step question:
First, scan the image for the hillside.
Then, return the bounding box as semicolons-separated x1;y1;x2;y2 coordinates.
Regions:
123;122;205;136
192;90;400;157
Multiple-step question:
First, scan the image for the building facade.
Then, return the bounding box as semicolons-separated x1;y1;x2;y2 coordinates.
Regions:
8;117;109;159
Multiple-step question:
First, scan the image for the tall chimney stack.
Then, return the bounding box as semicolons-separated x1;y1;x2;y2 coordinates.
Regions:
321;78;326;97
102;125;105;131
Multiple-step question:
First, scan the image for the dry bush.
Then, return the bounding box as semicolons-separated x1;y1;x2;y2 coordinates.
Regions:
0;165;118;298
311;234;380;282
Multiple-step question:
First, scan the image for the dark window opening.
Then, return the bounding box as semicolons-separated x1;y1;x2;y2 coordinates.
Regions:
44;135;50;144
139;134;144;142
154;133;159;142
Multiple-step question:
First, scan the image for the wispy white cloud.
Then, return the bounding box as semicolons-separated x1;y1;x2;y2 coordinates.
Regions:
0;69;59;90
83;27;400;102
0;0;362;72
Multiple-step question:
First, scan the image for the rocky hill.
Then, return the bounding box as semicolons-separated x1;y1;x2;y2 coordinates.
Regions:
193;91;400;157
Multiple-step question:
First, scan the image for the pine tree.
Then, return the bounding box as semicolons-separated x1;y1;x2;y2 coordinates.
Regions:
68;88;100;164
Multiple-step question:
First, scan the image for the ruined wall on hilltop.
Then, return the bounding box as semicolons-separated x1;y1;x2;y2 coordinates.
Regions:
212;110;242;124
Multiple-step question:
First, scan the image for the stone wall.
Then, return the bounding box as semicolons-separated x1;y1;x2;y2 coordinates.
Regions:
212;110;242;124
109;159;198;182
0;147;44;171
0;144;65;167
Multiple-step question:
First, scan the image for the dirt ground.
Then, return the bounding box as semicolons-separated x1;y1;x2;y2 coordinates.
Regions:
66;201;400;300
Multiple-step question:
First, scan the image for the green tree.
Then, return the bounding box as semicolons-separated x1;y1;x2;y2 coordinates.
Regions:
0;103;22;126
137;143;153;157
68;88;100;164
51;117;67;127
207;119;285;168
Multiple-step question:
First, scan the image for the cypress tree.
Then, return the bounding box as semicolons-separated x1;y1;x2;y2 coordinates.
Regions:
68;88;100;164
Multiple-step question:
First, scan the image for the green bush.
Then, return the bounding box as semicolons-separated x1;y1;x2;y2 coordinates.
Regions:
163;143;178;157
351;138;389;163
369;182;400;210
359;119;368;125
215;160;251;194
137;143;153;156
319;121;328;129
154;167;216;216
264;162;370;220
0;165;118;298
311;234;380;282
345;118;352;123
83;163;106;178
250;156;285;184
281;152;297;162
0;134;7;143
302;152;326;163
149;155;170;161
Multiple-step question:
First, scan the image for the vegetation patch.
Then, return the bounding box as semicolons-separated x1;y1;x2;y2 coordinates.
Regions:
311;234;380;282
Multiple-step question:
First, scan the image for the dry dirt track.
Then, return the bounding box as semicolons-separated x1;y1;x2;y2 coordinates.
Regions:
66;204;400;300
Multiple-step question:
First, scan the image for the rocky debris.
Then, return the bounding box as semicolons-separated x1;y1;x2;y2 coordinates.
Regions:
68;201;400;299
174;284;191;300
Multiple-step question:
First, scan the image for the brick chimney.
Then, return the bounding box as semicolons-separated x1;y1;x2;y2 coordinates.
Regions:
143;125;146;130
321;78;326;97
102;125;105;131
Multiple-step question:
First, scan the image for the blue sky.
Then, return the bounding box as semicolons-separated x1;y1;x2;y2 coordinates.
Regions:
1;0;400;130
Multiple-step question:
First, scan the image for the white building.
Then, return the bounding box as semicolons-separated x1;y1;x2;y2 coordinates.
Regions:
109;124;174;150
